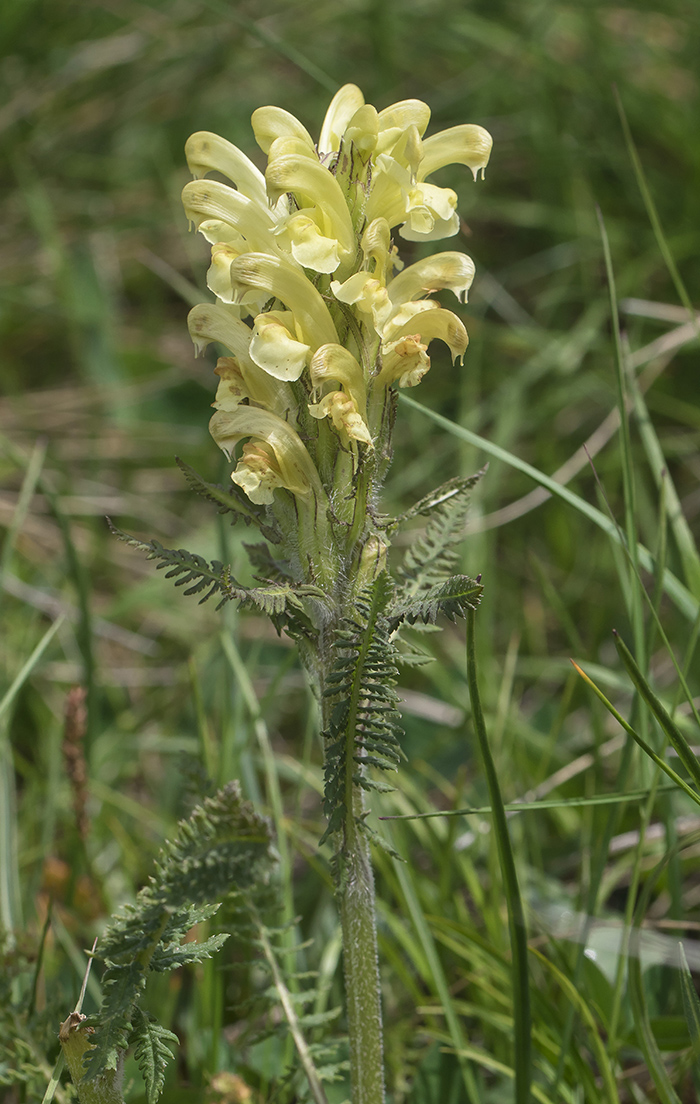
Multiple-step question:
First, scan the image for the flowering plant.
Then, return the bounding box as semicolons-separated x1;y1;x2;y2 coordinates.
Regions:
78;85;492;1104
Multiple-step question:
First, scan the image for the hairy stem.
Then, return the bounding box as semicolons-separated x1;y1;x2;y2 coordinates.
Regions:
339;809;385;1104
318;612;385;1104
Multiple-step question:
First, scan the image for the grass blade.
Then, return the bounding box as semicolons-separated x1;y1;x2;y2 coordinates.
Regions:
613;631;700;788
466;609;531;1104
398;393;698;623
572;661;700;808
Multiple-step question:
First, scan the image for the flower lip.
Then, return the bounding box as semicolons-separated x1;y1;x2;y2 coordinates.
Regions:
227;253;340;351
318;83;366;155
418;123;493;182
209;406;325;501
387;252;476;306
251;106;315;155
185;131;268;205
265;155;355;257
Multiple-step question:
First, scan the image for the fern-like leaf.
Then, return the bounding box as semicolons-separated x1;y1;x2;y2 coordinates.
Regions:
130;1009;178;1104
395;470;483;598
393;469;485;527
175;457;282;543
108;522;235;609
389;574;483;630
321;573;402;850
83;782;276;1093
109;522;324;633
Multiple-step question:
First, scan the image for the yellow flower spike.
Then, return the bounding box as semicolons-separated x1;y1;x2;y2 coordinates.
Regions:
251;106;315;156
387;251;476;306
318;83;365;155
309;344;367;417
308;391;373;448
231;441;293;506
418;123;493;182
377;335;430;388
384;307;469;364
228;253;340;350
249;313;311;381
343;104;379;157
399;182;459;241
182;180;279;254
209;407;325;500
331;272;393;335
275;209;343;274
185;131;268;206
377;98;431;139
188;303;294;416
265;156;356;257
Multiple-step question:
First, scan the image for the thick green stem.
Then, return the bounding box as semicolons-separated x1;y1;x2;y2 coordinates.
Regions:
339;812;385;1104
318;610;385;1104
59;1014;124;1104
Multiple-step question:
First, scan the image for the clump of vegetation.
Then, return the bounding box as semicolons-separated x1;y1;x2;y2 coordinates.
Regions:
2;2;700;1102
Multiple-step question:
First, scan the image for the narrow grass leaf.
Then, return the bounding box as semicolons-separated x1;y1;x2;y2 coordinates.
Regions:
572;661;700;809
383;826;481;1104
398;393;698;623
613;86;700;341
678;943;700;1077
466;609;531;1104
0;614;64;723
530;948;620;1104
379;785;678;820
613;631;700;788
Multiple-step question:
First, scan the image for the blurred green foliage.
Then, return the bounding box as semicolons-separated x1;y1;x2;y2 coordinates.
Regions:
2;0;700;1101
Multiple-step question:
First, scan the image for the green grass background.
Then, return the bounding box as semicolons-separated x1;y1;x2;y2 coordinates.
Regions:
2;0;700;1101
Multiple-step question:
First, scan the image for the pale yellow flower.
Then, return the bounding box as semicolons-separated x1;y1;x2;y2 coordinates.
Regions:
249;312;311;382
231;441;293;505
210;407;324;501
308;391;373;448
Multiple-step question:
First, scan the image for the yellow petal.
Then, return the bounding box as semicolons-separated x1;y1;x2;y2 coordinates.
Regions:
212;357;248;411
308;391;373;447
380;124;423;176
387;251;475;306
266;156;355;256
210;407;322;498
343;104;379;157
418;124;493;182
319;84;366;155
277;211;342;274
377;335;430;388
228;253;339;350
185;131;267;205
268;135;319;162
399;183;459;241
385;307;468;364
231;441;287;505
377;98;431;138
331;272;393;335
249;314;311;381
188;301;293;415
309;344;367;416
206;243;271;314
251;106;314;155
182;180;278;254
